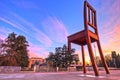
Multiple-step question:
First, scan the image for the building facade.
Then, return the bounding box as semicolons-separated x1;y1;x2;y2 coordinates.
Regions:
28;57;46;68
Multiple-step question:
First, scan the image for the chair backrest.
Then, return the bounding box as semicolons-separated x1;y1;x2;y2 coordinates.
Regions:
84;1;98;34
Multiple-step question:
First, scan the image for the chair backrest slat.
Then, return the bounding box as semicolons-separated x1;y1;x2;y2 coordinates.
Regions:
84;1;98;34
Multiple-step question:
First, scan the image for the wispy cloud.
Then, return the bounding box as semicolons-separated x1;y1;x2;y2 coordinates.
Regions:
0;17;27;33
102;22;120;52
28;42;49;58
98;0;120;54
42;16;69;43
0;12;52;58
0;35;6;40
0;26;11;35
11;12;52;47
0;12;52;46
109;0;120;15
0;25;13;40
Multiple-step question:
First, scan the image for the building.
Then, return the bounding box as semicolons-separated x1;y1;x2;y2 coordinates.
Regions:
28;57;46;68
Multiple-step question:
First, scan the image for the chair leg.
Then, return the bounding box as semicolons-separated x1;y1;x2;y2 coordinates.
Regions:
81;45;86;74
97;40;110;74
68;41;71;53
86;37;100;76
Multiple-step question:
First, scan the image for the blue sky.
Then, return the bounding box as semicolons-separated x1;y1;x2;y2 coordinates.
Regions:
0;0;120;60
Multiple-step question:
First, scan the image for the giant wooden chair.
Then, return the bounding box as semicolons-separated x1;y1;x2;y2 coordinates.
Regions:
68;1;110;76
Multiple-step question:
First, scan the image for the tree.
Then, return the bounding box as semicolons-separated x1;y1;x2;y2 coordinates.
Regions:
15;35;29;67
47;44;75;68
105;54;112;67
0;39;3;55
73;54;79;65
0;32;18;66
46;52;55;66
0;32;29;67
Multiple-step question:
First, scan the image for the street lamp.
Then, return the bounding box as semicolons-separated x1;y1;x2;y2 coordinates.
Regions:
94;44;97;59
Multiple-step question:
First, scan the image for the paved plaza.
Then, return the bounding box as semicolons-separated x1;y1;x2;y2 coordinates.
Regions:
0;70;120;80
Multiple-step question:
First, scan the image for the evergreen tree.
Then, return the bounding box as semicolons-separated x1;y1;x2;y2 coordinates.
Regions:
1;32;18;66
0;32;29;67
15;35;29;67
0;39;3;55
47;44;75;68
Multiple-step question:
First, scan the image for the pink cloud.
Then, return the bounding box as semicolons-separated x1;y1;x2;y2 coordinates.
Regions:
28;47;49;58
109;0;120;16
28;50;49;58
42;16;69;43
98;0;120;15
98;0;120;31
96;0;120;54
0;35;6;40
33;29;52;47
101;22;120;55
28;51;40;58
28;42;49;58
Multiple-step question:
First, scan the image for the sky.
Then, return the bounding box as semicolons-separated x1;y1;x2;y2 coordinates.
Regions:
0;0;120;61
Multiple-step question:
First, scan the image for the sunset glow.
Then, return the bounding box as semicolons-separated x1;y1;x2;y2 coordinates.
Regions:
0;0;120;59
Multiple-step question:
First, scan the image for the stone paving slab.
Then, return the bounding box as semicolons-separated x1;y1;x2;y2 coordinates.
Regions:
0;70;120;80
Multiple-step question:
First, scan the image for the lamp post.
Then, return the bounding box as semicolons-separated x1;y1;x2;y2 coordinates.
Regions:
94;44;98;66
94;44;97;59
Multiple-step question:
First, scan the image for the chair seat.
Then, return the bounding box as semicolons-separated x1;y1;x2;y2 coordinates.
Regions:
68;30;98;45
